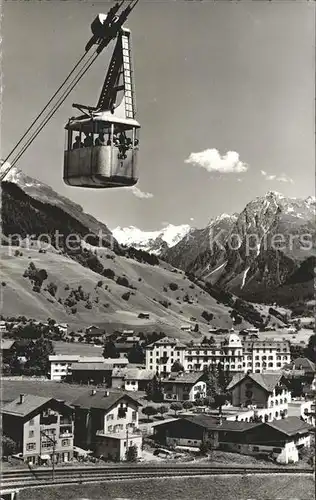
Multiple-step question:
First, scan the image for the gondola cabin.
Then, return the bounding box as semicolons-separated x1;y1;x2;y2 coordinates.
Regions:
64;113;140;188
63;23;140;189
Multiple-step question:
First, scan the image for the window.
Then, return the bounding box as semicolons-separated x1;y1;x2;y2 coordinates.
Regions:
29;419;34;426
253;446;259;452
107;414;114;421
273;448;282;454
26;443;36;451
132;411;137;421
108;425;113;432
62;439;70;447
29;430;34;438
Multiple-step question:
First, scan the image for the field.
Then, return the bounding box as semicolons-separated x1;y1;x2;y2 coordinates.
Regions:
52;341;103;357
18;474;314;500
258;328;312;346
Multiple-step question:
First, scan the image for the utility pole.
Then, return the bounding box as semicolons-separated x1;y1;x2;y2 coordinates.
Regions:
40;429;57;481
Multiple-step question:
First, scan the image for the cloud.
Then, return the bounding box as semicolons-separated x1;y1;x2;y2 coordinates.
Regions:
129;186;154;199
185;149;248;174
261;170;294;184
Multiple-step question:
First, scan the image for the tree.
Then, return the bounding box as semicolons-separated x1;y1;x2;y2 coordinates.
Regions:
25;338;54;374
146;375;163;402
193;323;199;333
171;361;184;372
290;344;305;360
103;339;120;359
183;401;193;410
170;402;183;416
142;406;158;422
3;436;18;456
157;405;168;417
199;441;211;456
128;344;145;364
305;334;316;363
126;444;138;462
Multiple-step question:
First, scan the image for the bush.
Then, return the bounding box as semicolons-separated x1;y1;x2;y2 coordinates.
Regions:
117;276;130;287
2;281;6;286
159;300;169;309
103;268;115;280
170;402;183;415
169;282;179;291
202;311;214;322
47;282;57;297
122;292;131;301
142;406;158;421
97;280;103;287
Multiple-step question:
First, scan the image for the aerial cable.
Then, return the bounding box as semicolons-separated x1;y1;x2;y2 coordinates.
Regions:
2;50;92;168
9;51;100;169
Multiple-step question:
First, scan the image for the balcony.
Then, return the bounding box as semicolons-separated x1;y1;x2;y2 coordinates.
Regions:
40;415;58;426
60;417;72;425
96;427;142;437
59;427;73;438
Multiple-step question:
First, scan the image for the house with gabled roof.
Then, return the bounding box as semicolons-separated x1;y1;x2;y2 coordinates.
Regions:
72;389;142;461
226;372;291;420
2;394;74;465
154;414;312;464
161;372;207;402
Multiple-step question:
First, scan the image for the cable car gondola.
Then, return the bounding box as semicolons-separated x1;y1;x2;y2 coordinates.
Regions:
64;20;140;189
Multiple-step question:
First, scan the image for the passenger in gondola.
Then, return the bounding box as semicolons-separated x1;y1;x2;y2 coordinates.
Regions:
95;132;106;146
83;133;93;147
73;136;83;149
126;137;132;149
134;138;139;148
118;131;127;159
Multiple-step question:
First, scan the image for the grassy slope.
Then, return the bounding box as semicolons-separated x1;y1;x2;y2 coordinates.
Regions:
0;246;252;338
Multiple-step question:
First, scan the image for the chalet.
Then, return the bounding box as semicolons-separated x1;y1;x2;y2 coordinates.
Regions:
1;339;15;362
138;313;150;319
73;390;142;461
84;326;106;344
226;373;291;420
112;367;154;391
161;372;207;402
154;415;312;464
283;358;315;380
2;394;74;465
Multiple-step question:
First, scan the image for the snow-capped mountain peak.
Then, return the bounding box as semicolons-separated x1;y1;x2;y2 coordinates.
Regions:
112;223;191;254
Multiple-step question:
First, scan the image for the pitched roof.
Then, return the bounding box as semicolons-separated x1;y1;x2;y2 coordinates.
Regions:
112;367;154;381
71;362;113;371
226;373;284;393
292;357;315;372
161;372;205;385
167;415;260;432
72;390;142;411
145;337;187;349
2;395;53;417
266;417;313;436
1;339;15;350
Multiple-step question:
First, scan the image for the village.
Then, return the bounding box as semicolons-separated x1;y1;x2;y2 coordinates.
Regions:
1;317;315;470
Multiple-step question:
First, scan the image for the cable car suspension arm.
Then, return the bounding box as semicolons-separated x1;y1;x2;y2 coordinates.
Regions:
1;0;139;181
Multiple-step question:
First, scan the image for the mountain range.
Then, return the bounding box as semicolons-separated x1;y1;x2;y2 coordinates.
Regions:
2;166;272;336
1;165;314;329
112;224;191;254
113;192;316;307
